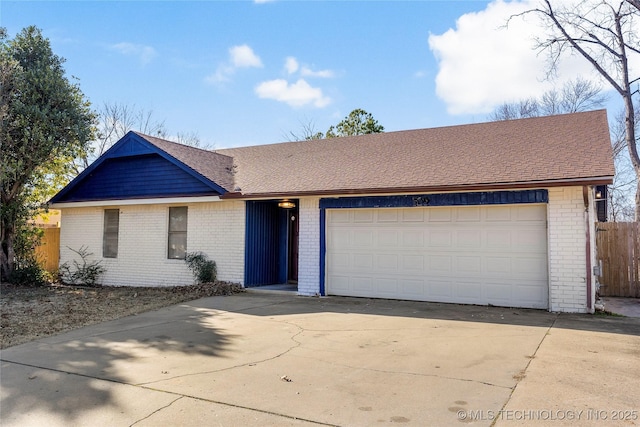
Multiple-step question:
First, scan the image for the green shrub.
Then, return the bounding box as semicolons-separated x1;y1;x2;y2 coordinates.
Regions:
185;252;217;283
59;246;106;286
9;258;48;286
9;225;48;286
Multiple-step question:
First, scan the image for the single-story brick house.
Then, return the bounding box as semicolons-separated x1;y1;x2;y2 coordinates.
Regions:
50;110;614;313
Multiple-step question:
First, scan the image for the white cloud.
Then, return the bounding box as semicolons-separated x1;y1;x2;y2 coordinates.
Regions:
205;66;234;84
428;0;601;115
255;78;331;108
206;44;263;84
110;42;157;65
301;66;335;78
284;56;334;78
230;44;263;68
285;57;299;74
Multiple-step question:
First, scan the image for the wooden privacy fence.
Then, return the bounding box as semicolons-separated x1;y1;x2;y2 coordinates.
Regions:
35;227;60;273
595;222;640;297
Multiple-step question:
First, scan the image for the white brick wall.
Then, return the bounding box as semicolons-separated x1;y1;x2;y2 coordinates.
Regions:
547;186;590;313
297;197;321;296
59;188;596;313
188;201;245;284
60;201;245;287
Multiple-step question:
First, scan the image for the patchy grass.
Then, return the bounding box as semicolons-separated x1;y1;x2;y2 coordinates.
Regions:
594;309;625;317
0;282;244;349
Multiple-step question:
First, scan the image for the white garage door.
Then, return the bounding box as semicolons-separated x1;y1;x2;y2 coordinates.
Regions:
326;204;548;309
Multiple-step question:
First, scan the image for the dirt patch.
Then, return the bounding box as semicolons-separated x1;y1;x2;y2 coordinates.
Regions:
0;282;244;349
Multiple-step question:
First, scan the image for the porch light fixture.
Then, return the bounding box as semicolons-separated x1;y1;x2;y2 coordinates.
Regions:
278;200;295;209
594;186;607;201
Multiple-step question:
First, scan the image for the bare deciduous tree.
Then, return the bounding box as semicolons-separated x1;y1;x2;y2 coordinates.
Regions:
516;0;639;219
75;102;210;173
175;131;209;149
284;118;324;142
490;78;607;121
608;105;639;220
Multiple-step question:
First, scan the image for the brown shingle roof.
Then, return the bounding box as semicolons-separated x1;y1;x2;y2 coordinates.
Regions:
134;132;235;192
137;110;614;198
216;110;614;197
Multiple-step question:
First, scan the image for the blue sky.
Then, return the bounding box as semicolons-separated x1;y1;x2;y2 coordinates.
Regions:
2;0;632;149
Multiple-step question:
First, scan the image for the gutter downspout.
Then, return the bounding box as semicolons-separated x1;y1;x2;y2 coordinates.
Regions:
583;186;593;313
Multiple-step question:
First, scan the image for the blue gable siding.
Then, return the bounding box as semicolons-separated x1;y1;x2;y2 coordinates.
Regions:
108;138;155;157
51;132;227;203
58;154;219;202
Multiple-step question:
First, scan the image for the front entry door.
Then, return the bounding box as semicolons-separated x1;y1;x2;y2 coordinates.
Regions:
288;209;299;283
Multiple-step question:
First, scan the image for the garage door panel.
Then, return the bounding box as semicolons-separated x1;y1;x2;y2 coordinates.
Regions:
485;282;513;301
456;207;481;222
516;229;547;251
402;230;424;247
374;278;400;295
326;205;549;309
513;283;548;308
428;208;452;222
328;229;350;248
513;256;547;277
485;206;513;221
456;280;483;300
352;277;373;292
456;256;482;274
402;209;424;222
376;254;399;271
401;279;425;297
429;279;454;298
329;275;350;292
515;205;546;221
378;210;399;222
429;230;452;247
329;210;351;223
328;252;350;269
486;230;512;248
353;230;373;246
352;253;373;269
378;230;399;247
353;210;374;222
486;256;512;274
457;230;482;248
402;254;424;271
429;255;453;272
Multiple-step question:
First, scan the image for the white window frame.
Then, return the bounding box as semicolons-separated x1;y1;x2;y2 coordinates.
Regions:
103;209;119;258
168;206;188;259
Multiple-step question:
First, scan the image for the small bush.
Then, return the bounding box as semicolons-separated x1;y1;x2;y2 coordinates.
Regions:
59;246;106;286
185;252;217;284
8;224;48;286
8;259;48;286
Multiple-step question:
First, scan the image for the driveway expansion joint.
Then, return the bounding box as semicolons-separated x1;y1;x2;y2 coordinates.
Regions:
1;357;337;427
489;312;560;427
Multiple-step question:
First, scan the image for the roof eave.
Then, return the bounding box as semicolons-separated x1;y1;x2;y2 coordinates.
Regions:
220;176;615;200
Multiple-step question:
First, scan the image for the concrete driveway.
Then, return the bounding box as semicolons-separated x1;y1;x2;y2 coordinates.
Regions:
1;292;639;426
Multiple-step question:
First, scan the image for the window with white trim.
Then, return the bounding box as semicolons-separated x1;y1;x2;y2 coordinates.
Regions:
168;206;188;259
